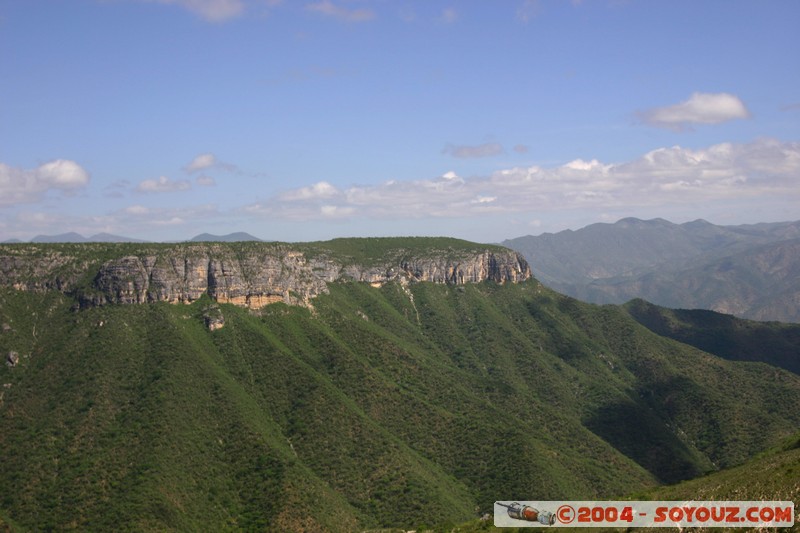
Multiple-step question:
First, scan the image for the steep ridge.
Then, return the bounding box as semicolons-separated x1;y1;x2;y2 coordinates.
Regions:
623;299;800;374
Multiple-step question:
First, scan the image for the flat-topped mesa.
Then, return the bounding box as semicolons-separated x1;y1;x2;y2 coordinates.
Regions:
0;241;531;309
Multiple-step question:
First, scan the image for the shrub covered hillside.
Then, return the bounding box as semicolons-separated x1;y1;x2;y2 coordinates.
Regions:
0;241;798;531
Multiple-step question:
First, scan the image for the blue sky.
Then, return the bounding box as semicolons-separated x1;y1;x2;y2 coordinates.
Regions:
1;0;799;242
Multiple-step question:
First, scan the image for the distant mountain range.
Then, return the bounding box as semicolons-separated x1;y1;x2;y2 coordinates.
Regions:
503;218;800;323
189;232;262;242
27;232;148;243
3;231;263;244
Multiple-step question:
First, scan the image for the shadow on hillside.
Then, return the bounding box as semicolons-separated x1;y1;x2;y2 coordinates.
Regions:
584;400;705;484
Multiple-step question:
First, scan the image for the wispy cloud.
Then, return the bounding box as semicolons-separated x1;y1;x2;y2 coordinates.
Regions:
638;92;751;131
128;0;284;22
102;179;131;199
513;144;530;154
0;159;90;207
117;203;221;228
279;181;339;201
184;152;238;173
185;153;217;173
440;7;458;24
516;0;540;23
124;205;151;215
242;138;800;221
443;142;504;159
136;175;192;193
305;0;375;22
6;139;798;240
142;0;246;22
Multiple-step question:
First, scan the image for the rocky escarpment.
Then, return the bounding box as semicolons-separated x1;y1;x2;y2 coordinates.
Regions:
83;246;327;308
0;240;531;309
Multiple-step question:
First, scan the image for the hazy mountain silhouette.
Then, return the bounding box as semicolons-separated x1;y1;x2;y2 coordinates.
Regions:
503;218;800;322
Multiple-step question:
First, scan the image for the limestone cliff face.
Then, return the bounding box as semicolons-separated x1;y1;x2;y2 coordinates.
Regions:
87;246;329;308
0;241;531;309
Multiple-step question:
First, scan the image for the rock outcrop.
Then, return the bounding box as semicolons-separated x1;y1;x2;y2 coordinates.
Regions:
0;240;531;310
202;304;226;331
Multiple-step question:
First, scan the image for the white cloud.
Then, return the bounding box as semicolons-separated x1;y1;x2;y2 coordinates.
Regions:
184;152;239;174
185;153;217;172
562;159;608;172
471;196;497;204
196;175;217;186
136;175;192;193
639;92;751;130
7;139;798;240
443;142;504;159
440;171;461;181
320;205;355;218
305;0;375;22
153;216;186;226
241;138;800;222
36;160;89;187
279;181;340;201
125;205;151;215
0;159;90;207
242;181;343;220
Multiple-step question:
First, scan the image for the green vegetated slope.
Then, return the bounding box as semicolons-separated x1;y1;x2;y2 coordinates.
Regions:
431;433;800;533
1;273;799;531
637;431;800;504
624;298;800;375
